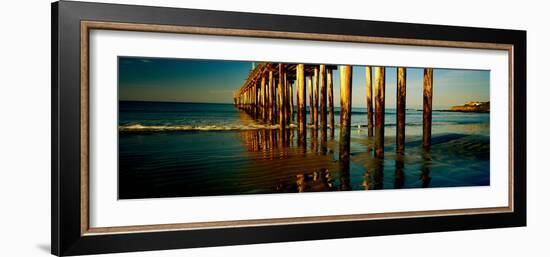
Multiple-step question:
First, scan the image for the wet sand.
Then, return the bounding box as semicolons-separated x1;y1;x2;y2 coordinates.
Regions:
119;121;489;199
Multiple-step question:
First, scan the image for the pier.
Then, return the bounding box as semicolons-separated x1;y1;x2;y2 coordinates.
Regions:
234;63;435;156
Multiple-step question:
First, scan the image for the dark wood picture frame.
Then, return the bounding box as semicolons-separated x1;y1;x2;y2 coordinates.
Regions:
52;1;526;256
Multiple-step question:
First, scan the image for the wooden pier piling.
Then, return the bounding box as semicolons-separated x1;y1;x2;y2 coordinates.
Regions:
339;65;353;191
308;76;313;125
423;68;433;148
278;64;286;130
366;66;374;137
298;74;303;125
339;65;352;162
235;63;435;169
289;80;294;122
319;65;327;130
297;64;307;133
269;71;275;124
396;67;406;153
261;76;266;120
374;67;385;158
284;74;291;125
313;67;319;129
327;68;334;135
257;80;260;118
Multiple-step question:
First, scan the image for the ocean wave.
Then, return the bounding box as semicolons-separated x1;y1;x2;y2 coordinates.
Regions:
120;121;472;132
119;123;281;132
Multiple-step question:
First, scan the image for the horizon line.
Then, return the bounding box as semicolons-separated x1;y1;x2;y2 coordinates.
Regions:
119;99;484;110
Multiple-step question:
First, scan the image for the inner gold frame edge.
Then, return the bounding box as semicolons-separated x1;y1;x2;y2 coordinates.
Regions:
80;20;515;236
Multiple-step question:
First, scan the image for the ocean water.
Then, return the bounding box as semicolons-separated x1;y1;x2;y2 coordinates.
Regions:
118;101;490;199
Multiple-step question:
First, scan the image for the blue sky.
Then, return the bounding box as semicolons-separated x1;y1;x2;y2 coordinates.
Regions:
119;57;489;109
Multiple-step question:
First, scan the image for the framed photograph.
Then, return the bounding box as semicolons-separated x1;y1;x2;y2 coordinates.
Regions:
52;1;526;256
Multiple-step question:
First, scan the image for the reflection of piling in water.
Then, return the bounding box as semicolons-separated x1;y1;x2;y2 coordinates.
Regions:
394;154;405;189
253;130;262;151
421;149;432;187
423;68;433;148
327;68;335;138
278;125;284;148
285;128;292;147
338;159;351;191
374;67;385;158
296;169;335;193
297;130;306;148
373;160;384;189
279;128;291;151
267;129;272;150
339;167;351;190
320;126;327;154
273;129;279;150
396;67;407;153
239;129;290;153
366;66;374;137
363;160;385;190
310;127;318;152
288;129;294;148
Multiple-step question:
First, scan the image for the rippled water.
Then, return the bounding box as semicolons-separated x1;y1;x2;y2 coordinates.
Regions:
118;101;490;199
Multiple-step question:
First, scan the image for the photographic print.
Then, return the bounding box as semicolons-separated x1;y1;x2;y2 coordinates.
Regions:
118;57;490;199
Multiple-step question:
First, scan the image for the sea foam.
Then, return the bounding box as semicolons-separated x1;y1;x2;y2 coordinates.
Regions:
119;123;281;132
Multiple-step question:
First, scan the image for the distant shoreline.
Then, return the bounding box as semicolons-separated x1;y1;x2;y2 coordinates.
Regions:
412;109;489;113
413;101;490;113
448;101;490;113
437;110;489;113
